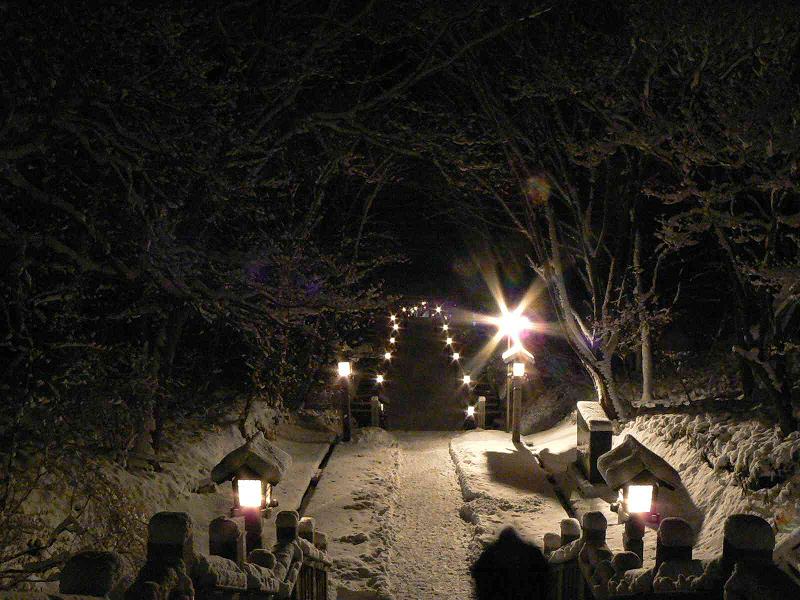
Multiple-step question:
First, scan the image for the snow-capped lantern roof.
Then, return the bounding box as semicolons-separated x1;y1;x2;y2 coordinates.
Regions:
597;434;681;491
211;432;291;485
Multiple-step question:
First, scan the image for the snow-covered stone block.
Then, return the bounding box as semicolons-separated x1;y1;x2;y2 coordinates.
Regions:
275;510;300;544
59;550;122;596
147;512;195;568
582;511;607;542
577;401;613;431
577;402;613;483
596;434;681;490
209;516;245;565
560;518;581;544
657;517;694;548
192;554;246;590
211;431;291;485
298;516;315;542
543;532;561;555
656;517;694;567
723;514;775;552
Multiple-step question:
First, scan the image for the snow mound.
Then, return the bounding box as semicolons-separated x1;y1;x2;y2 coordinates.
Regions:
351;427;397;448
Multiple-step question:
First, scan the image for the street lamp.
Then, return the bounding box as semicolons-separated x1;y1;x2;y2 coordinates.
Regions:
376;374;385;384
384;351;392;360
390;314;397;322
442;324;449;331
462;374;471;385
436;306;442;314
392;323;399;331
446;336;453;345
452;352;460;361
503;344;534;443
338;361;353;441
389;337;396;344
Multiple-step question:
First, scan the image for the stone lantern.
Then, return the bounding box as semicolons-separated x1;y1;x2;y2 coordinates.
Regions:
211;432;291;552
598;434;681;561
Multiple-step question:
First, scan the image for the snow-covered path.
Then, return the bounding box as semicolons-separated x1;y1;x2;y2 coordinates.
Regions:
389;433;474;600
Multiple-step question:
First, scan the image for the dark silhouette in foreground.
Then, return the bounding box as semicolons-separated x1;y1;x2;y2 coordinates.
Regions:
471;526;548;600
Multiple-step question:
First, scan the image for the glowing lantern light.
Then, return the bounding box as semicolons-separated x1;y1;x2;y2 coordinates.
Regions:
237;479;263;508
376;374;385;384
337;361;351;377
466;405;476;417
626;484;654;514
512;362;525;377
390;314;396;322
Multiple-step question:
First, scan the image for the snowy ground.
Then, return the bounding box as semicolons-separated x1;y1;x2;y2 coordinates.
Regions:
304;428;401;600
389;433;473;600
450;429;569;554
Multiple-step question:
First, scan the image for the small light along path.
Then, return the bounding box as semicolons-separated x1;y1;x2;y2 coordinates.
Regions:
388;432;475;599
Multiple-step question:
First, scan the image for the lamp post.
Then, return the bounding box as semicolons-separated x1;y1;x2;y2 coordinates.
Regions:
490;309;533;433
338;361;353;442
503;344;534;443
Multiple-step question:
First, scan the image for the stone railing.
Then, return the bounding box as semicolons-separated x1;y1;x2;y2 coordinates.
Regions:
0;511;330;600
544;512;799;599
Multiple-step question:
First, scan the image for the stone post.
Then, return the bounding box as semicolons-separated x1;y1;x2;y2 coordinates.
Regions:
560;518;582;546
370;396;381;427
147;512;195;569
623;516;646;563
655;517;693;569
543;533;562;556
125;512;195;600
576;401;612;484
209;516;246;565
722;514;775;581
276;510;300;545
582;512;608;545
475;396;487;429
299;516;315;543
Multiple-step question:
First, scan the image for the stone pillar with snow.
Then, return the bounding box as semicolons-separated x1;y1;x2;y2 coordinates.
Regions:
576;401;613;484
